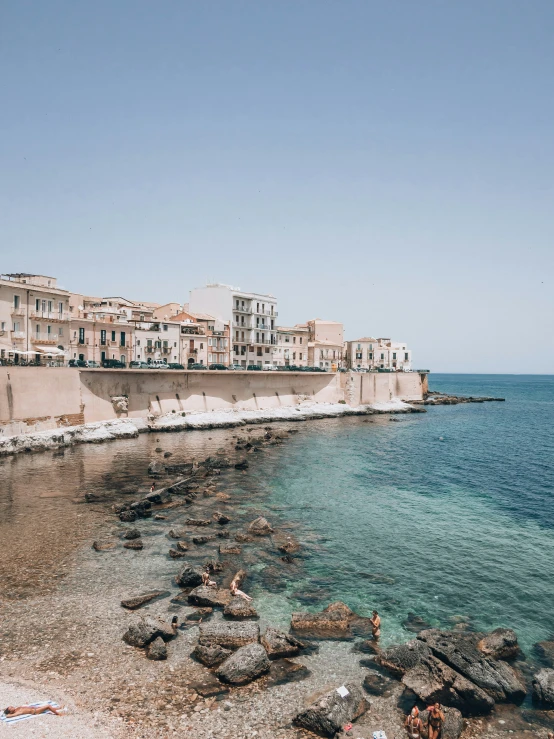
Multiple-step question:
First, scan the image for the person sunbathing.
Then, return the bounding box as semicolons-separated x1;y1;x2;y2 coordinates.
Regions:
201;570;217;587
4;704;63;718
230;581;253;601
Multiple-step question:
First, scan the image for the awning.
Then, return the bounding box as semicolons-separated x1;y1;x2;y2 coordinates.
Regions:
34;346;68;356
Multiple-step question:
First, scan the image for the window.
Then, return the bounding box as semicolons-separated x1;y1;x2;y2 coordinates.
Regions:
79;327;85;344
234;345;239;355
285;336;290;342
405;352;409;360
163;340;168;348
392;352;397;360
35;324;40;337
48;300;52;313
13;295;20;309
136;339;141;346
293;337;296;344
257;347;262;356
381;353;384;360
208;353;212;363
13;321;20;332
59;302;64;315
265;348;269;353
299;353;303;360
299;337;302;344
163;324;168;331
120;332;126;347
111;331;116;342
47;325;52;336
100;330;107;345
174;342;177;347
200;343;203;349
59;327;63;337
369;352;373;360
35;298;40;311
0;322;4;331
293;352;296;360
208;338;212;346
147;339;152;347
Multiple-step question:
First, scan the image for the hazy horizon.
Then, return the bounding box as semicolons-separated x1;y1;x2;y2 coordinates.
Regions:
2;1;553;373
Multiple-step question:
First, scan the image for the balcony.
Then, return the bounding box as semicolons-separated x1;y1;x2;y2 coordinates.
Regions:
234;307;252;314
31;334;60;345
12;331;26;341
30;310;69;322
11;307;26;316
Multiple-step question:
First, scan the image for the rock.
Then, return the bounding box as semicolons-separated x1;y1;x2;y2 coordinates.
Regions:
122;528;141;540
213;512;231;525
261;628;304;660
168;528;187;539
119;509;137;522
188;586;232;608
291;602;373;640
145;489;172;505
357;639;381;656
192;535;215;545
216;530;230;539
248;516;273;535
92;540;117;551
176;540;189;551
147;637;167;660
148;461;166;476
418;629;526;703
175;564;204;588
192;643;232;667
189;674;229;698
477;628;519;660
122;616;174;647
219;545;242;555
121;590;169;610
402;654;495;715
185;518;212;526
362;669;394;696
532;668;554;707
293;682;369;737
153;514;166;520
274;534;301;555
216;642;271;685
235;533;253;543
123;539;143;550
534;641;554;667
403;612;432;634
420;707;463;739
265;658;310;687
377;639;432;677
169;547;188;558
223;598;259;620
199;621;260;650
184;607;213;622
234;459;249;470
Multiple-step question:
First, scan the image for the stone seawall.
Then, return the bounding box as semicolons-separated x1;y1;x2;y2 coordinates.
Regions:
0;368;426;438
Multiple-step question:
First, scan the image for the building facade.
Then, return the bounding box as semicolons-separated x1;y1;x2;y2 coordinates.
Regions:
189;283;277;368
174;310;230;367
299;319;344;370
344;337;412;370
272;326;310;367
0;274;70;365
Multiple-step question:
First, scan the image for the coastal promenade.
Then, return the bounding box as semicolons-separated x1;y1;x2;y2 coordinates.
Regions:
0;368;427;437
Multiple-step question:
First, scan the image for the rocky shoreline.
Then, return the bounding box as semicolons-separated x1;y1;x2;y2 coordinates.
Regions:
415;391;506;406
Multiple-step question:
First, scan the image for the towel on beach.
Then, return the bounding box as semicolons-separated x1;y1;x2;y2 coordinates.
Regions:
0;702;60;725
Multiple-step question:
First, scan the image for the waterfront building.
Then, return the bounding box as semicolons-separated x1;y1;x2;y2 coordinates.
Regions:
174;309;230;367
189;283;277;368
272;326;310;367
344;337;412;370
68;294;134;365
294;319;344;370
133;319;182;365
0;273;70;365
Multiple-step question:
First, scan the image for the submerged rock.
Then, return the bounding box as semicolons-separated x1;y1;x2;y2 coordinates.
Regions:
534;641;554;667
192;643;232;667
199;621;259;650
213;512;231;525
293;682;369;737
148;461;166;476
192;534;215;545
184;607;213;622
219;545;242;555
185;518;212;527
147;637;167;660
121;591;169;610
189;674;229;698
216;643;271;685
291;601;373;640
248;516;273;535
403;612;432;634
477;628;519;660
265;658;310;687
532;668;554;707
169;547;188;558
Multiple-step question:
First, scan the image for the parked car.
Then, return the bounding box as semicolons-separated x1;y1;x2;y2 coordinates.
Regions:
130;360;149;369
189;363;207;370
87;361;100;368
69;359;89;368
102;359;125;368
246;364;261;370
263;364;279;371
209;363;228;370
168;363;185;369
228;364;244;370
150;359;169;369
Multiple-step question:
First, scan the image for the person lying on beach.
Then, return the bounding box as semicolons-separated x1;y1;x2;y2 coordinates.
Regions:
370;610;381;640
230;581;253;602
4;704;64;718
201;570;217;587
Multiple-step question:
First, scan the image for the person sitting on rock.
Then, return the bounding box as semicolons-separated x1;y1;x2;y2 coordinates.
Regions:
370;610;381;640
426;703;445;739
4;704;64;718
405;707;422;739
230;579;252;602
201;569;217;588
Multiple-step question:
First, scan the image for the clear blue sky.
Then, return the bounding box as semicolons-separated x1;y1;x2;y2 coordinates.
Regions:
1;1;553;373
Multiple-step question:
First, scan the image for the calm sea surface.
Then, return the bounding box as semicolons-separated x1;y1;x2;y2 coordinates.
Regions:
252;374;554;652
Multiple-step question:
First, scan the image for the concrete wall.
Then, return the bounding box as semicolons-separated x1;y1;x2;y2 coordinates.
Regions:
0;368;426;436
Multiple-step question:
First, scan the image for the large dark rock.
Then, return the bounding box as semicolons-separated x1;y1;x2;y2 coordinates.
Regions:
477;628;519;660
216;642;271;685
362;669;394;696
188;586;231;608
122;528;141;540
291;601;373;640
220;545;242;555
293;682;369;738
192;643;232;667
223;598;259;620
119;509;137;522
122;616;175;648
145;488;171;505
418;630;526;703
420;707;463;739
377;639;432;677
121;590;169;610
147;637;167;660
234;459;249;470
261;627;304;660
185;518;212;526
130;500;152;518
199;621;260;650
403;612;432;634
123;539;143;550
273;534;301;555
168;528;187;539
532;668;554;707
402;654;495;715
192;534;215;545
265;658;310;687
248;516;273;535
175;564;204;588
535;641;554;667
213;512;231;525
184;607;213;622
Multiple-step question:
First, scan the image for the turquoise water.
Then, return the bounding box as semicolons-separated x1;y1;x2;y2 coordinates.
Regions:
253;374;554;652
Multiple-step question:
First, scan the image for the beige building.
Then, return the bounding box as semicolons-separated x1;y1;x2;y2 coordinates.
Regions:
68;294;134;365
298;319;344;370
344;337;412;370
175;310;230;367
0;273;70;365
272;326;310;367
189;283;277;368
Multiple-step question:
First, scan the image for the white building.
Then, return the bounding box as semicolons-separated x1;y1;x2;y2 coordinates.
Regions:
344;337;412;370
189;283;277;368
134;320;182;365
272;326;309;367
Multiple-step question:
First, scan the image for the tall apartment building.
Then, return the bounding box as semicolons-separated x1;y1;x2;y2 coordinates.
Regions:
0;273;70;364
344;337;412;370
272;326;310;367
189;284;277;368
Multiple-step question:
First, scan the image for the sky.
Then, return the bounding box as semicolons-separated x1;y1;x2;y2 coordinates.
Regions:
1;1;553;373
